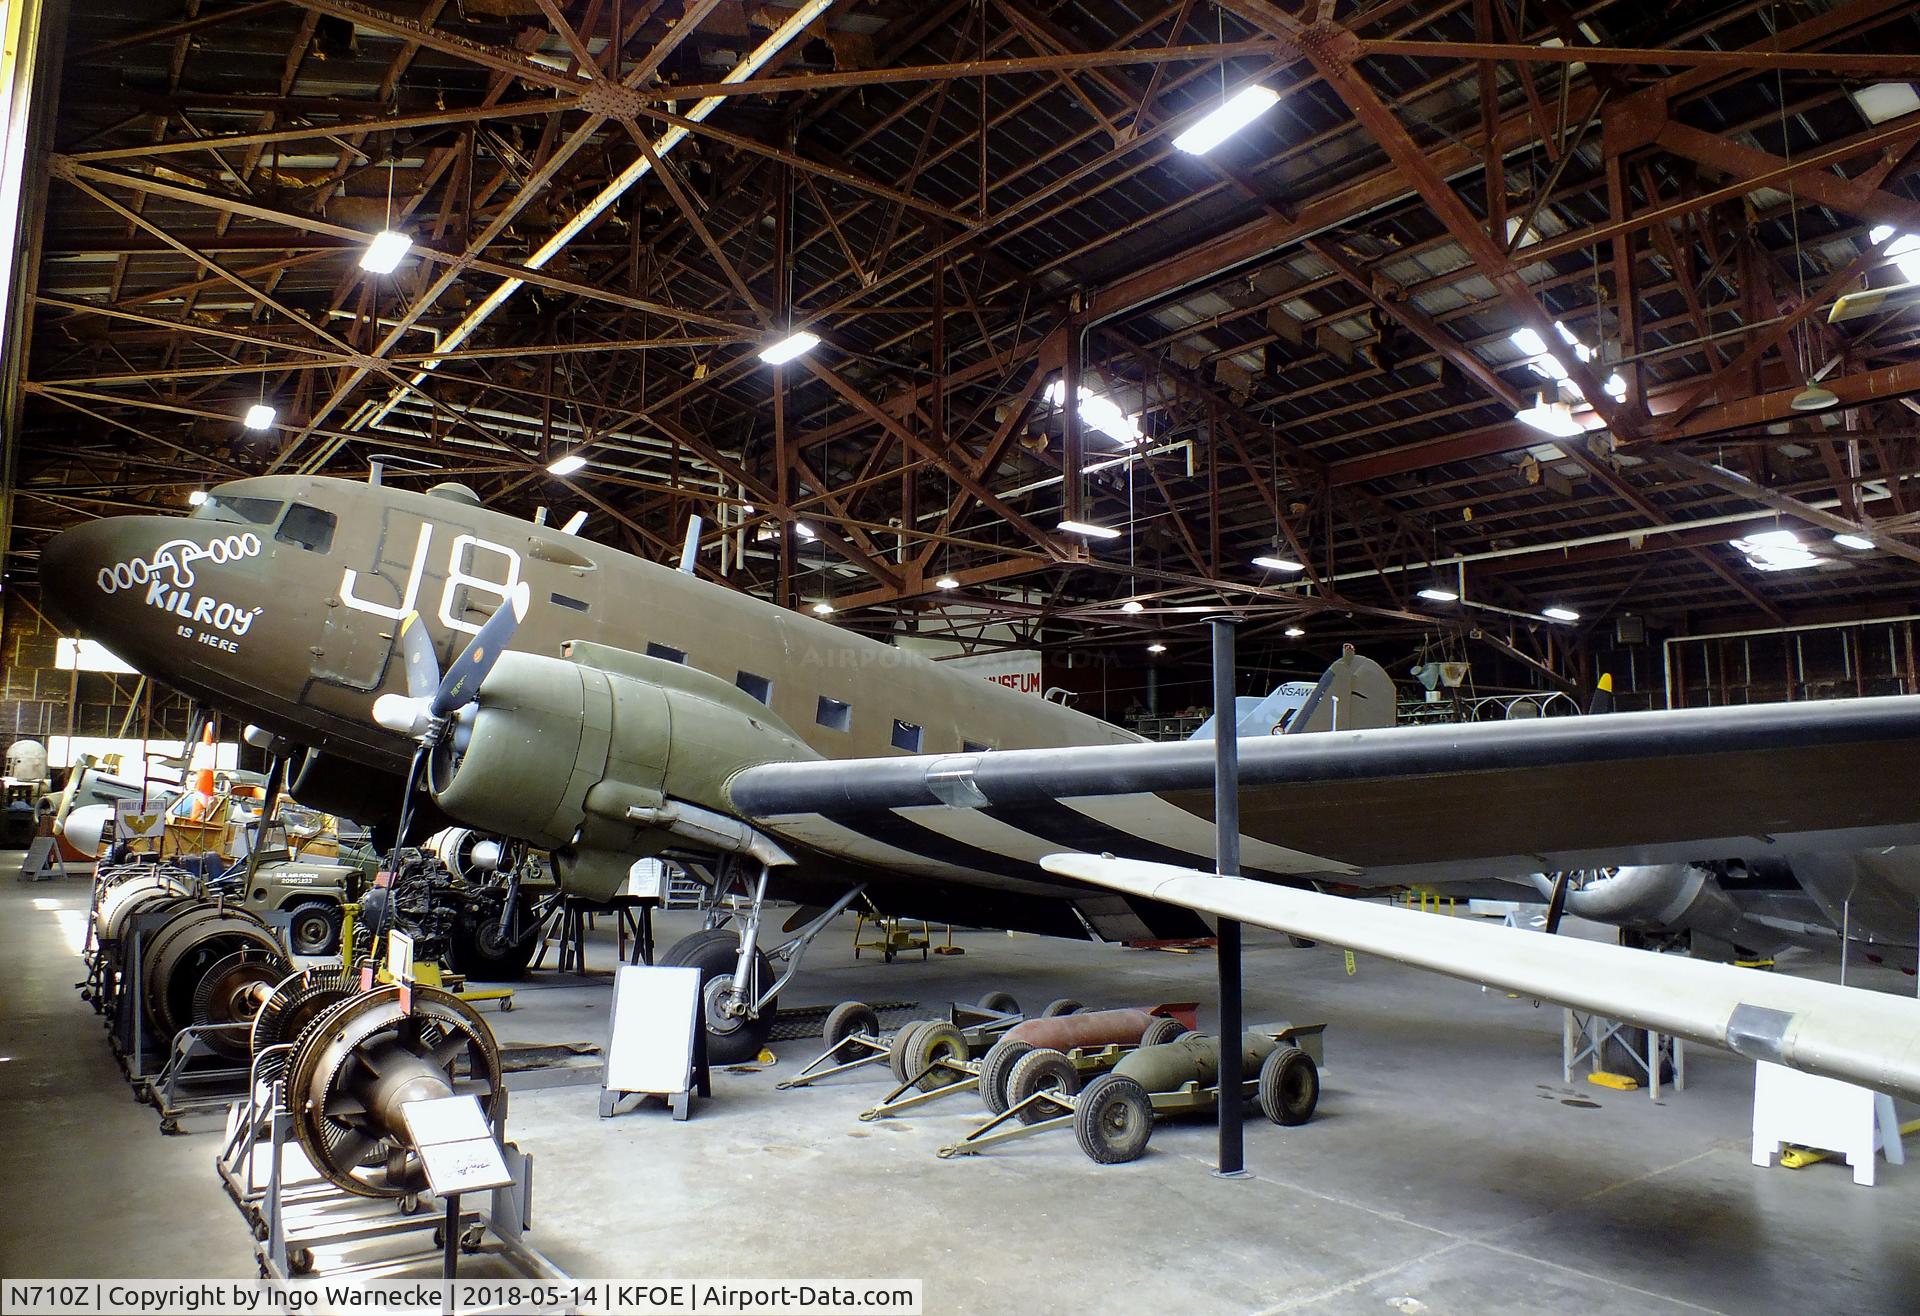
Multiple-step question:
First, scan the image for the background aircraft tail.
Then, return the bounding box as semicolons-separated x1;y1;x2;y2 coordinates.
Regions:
1189;646;1396;740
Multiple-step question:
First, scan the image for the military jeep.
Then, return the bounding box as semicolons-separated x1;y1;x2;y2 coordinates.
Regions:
236;817;379;955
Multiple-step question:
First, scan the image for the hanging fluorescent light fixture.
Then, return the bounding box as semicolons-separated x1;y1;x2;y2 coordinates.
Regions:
186;490;208;507
935;574;960;590
1058;519;1121;540
810;600;835;615
1417;586;1459;603
1120;599;1145;614
360;229;413;274
546;453;588;476
1173;85;1281;155
1729;528;1820;572
1834;532;1875;551
1251;554;1303;573
759;330;820;365
1045;380;1142;445
1146;642;1167;654
243;403;276;430
1284;626;1305;638
1542;606;1581;623
794;521;817;541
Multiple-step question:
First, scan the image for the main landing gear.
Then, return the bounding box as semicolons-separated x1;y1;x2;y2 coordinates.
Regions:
657;856;865;1066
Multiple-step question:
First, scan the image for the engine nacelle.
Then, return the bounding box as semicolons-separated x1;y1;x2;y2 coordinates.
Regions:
430;643;817;898
1551;863;1751;945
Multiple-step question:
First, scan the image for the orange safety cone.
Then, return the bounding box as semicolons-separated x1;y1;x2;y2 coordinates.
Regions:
188;723;217;821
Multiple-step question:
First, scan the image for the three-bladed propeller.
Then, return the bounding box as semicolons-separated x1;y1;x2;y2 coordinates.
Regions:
370;581;530;850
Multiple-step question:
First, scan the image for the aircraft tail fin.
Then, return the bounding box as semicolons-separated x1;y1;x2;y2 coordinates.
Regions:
1189;646;1396;740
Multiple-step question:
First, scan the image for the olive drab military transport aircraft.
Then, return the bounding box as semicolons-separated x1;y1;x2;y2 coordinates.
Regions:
40;474;1920;1089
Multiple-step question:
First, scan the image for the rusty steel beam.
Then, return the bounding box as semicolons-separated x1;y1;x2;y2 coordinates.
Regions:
1359;38;1920;76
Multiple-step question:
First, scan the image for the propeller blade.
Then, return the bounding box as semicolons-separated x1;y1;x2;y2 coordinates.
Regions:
1543;870;1574;935
431;581;530;718
397;610;440;702
1587;673;1615;716
381;744;430;892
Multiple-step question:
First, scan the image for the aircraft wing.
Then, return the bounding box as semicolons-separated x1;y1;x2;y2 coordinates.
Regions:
726;695;1920;886
1041;852;1920;1104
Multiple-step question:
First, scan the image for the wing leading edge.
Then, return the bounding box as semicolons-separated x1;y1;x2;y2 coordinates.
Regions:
727;695;1920;884
1042;852;1920;1104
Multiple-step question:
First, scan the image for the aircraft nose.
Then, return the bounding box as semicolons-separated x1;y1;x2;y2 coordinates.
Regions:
40;518;125;631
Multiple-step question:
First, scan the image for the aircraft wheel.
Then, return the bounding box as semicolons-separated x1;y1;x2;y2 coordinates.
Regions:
450;903;539;981
976;991;1020;1016
1140;1016;1187;1046
1006;1047;1079;1125
285;901;342;957
662;930;774;1065
905;1021;970;1092
977;1038;1033;1115
887;1021;930;1084
1040;998;1083;1018
1257;1046;1319;1126
1075;1074;1154;1164
823;1000;880;1052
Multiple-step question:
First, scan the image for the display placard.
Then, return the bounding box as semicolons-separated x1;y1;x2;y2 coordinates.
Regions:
602;964;701;1104
400;1095;513;1194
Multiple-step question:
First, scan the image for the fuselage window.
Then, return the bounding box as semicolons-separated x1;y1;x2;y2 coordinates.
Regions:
736;671;772;705
816;695;852;732
646;642;687;664
891;720;923;752
551;592;589;612
275;504;336;554
962;740;992;754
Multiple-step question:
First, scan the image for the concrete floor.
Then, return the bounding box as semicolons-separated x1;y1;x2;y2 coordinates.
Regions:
5;865;1920;1313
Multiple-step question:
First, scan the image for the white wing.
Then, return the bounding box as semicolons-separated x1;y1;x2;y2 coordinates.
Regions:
1041;852;1920;1103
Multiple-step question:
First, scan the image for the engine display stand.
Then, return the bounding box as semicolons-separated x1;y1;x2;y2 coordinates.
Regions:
218;1051;569;1285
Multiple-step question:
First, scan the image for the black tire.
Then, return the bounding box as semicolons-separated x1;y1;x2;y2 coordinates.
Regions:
284;901;342;957
660;927;775;1065
1257;1046;1319;1126
660;926;737;967
449;909;539;980
978;1038;1034;1116
1040;998;1083;1018
823;1000;880;1052
976;990;1020;1016
888;1021;930;1084
1140;1015;1187;1046
1005;1047;1079;1124
905;1021;970;1092
1074;1073;1154;1164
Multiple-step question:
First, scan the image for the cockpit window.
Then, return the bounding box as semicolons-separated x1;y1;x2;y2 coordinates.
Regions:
193;495;283;526
276;504;336;554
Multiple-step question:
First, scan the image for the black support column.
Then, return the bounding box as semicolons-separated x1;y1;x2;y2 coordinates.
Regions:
1210;616;1247;1179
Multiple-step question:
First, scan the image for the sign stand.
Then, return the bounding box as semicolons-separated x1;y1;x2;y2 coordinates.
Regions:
599;964;711;1120
19;835;68;882
398;1094;516;1278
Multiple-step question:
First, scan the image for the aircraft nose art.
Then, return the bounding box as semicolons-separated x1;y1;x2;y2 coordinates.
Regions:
41;515;271;659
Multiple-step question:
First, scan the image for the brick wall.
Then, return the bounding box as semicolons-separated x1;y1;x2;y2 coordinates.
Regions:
0;594;192;751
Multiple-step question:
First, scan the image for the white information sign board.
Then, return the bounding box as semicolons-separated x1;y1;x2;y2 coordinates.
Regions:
400;1094;513;1195
601;964;702;1119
